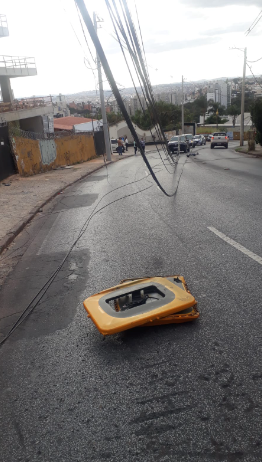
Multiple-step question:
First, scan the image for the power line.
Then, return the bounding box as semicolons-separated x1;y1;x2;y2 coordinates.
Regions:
75;0;179;196
105;0;174;172
246;62;262;90
61;0;97;84
245;9;262;36
247;56;262;63
113;0;173;161
74;0;96;64
0;171;156;347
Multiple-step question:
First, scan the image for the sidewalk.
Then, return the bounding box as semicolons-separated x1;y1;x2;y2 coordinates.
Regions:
235;144;262;157
0;153;133;255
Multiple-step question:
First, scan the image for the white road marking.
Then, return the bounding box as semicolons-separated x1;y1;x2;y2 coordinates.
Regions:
208;226;262;266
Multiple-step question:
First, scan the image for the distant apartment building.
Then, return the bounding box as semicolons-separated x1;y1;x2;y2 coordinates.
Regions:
129;95;147;116
154;91;182;105
253;85;262;99
207;81;231;108
111;99;120;114
0;14;54;180
68;101;92;113
53;94;70;118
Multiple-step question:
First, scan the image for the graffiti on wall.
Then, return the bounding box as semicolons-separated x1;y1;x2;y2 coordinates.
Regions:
39;139;57;165
10;133;97;176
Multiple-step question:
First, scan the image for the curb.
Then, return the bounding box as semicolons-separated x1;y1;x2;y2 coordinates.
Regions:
234;147;262;157
0;154;133;256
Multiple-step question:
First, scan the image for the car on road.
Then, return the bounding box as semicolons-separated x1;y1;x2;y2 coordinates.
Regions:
211;132;228;149
206;134;212;141
168;135;189;153
193;135;203;146
184;133;196;148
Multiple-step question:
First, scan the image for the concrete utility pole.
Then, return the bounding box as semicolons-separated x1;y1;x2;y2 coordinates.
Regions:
240;47;247;147
181;75;184;135
93;12;111;161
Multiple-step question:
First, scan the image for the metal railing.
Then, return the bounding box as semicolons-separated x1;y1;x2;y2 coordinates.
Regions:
0;55;36;73
0;96;52;114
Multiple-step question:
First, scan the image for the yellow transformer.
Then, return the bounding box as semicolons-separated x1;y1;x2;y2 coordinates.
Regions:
83;276;199;336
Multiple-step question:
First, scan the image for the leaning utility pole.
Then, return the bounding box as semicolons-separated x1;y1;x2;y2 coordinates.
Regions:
181;75;184;135
240;47;247;147
93;12;111;161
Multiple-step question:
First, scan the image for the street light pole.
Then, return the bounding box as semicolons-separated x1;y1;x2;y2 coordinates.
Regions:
181;75;184;134
240;47;247;147
93;12;111;161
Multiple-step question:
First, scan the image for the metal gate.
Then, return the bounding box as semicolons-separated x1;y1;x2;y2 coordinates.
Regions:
94;130;105;156
0;126;16;181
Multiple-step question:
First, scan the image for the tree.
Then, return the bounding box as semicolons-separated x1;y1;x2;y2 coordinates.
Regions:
184;96;207;123
251;99;262;146
207;101;226;116
230;94;254;113
205;114;228;125
107;112;123;124
131;101;182;131
226;104;239;127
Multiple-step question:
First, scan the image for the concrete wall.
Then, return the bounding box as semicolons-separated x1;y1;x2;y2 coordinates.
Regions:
20;115;44;133
109;120;160;142
10;133;96;176
1;105;53;123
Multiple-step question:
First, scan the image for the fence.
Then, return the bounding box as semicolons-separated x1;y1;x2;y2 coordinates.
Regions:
9;126;77;140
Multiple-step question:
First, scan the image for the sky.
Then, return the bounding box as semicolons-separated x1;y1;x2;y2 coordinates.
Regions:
1;0;262;98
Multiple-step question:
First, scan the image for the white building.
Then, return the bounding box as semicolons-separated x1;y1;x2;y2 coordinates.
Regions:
74;119;102;133
207;81;231;108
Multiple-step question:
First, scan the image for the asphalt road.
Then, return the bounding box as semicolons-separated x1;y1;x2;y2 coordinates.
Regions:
1;142;262;462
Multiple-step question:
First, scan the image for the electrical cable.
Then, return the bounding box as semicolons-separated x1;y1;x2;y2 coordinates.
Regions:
246;62;262;90
110;0;176;172
0;174;154;347
247;56;262;63
134;0;149;79
74;0;96;64
75;0;182;196
107;0;171;160
245;9;262;36
105;0;175;174
119;0;171;158
61;0;97;83
107;0;168;157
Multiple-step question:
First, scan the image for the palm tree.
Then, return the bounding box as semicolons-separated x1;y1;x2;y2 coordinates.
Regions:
227;104;239;127
207;100;226;116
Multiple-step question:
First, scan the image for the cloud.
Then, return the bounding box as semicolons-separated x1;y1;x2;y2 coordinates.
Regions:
145;36;220;53
202;22;251;36
182;0;261;6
